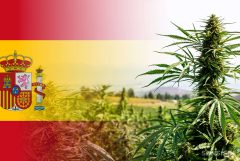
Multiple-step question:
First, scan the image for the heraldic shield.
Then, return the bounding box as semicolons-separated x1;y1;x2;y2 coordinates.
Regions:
0;72;32;110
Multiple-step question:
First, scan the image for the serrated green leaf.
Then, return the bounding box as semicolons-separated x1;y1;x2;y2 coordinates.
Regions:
163;61;183;76
134;130;161;156
137;125;164;135
137;69;165;77
163;41;191;48
226;103;240;115
143;135;159;161
155;51;186;61
209;100;217;133
222;36;240;43
171;22;196;41
156;132;170;161
218;102;227;140
225;104;240;126
150;63;182;72
192;100;215;125
225;43;240;50
159;34;191;41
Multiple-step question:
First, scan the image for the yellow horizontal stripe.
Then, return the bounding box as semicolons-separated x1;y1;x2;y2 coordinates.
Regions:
0;40;158;121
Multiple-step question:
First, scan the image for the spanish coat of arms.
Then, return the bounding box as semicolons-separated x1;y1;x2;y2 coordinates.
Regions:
0;51;45;111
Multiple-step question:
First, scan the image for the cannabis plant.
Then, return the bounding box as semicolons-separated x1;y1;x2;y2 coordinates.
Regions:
136;15;240;160
117;87;128;115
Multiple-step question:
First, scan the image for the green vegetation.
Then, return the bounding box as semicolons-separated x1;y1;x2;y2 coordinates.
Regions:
136;15;240;161
29;81;176;161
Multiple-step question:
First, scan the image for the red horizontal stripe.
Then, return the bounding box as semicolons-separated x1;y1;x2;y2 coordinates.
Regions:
0;121;116;160
0;122;25;160
0;0;149;40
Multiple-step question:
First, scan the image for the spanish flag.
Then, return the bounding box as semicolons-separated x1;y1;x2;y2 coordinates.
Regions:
0;0;161;160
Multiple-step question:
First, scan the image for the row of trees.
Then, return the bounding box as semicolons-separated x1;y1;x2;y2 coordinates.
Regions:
115;88;135;98
144;91;190;100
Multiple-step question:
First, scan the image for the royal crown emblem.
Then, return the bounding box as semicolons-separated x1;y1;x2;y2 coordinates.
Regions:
0;51;45;111
0;51;32;72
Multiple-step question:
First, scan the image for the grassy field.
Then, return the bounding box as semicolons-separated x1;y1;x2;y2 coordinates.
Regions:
107;96;176;108
107;96;177;116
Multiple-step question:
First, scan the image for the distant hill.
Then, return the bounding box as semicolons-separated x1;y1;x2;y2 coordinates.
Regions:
135;87;192;97
235;95;240;100
153;87;192;96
